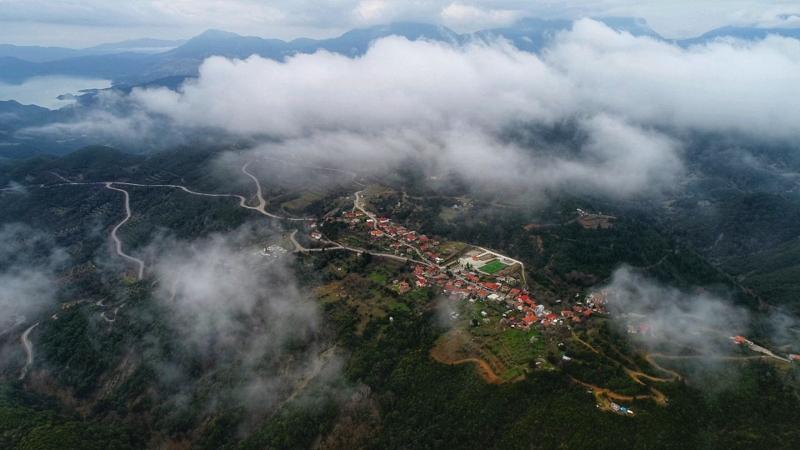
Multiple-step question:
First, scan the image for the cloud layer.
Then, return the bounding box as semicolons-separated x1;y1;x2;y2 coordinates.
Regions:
76;20;792;198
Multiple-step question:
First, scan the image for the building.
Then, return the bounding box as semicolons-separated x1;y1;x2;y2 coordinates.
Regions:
311;231;322;240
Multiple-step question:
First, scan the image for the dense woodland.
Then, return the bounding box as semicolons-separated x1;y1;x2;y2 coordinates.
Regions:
0;145;799;448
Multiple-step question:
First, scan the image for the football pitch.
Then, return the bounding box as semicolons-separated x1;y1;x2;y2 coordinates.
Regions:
480;260;508;274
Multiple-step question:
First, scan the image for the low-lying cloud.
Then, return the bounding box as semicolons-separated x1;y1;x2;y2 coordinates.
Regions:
605;266;799;359
145;225;338;416
0;223;68;327
22;19;800;198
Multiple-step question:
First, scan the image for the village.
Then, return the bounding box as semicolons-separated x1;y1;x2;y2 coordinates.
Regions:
297;189;799;419
307;204;613;335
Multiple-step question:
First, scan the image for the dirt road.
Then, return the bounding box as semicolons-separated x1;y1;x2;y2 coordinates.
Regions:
105;183;146;280
19;323;38;380
449;358;502;384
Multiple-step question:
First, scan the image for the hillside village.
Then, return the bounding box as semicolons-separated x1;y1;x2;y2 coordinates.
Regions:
306;201;617;334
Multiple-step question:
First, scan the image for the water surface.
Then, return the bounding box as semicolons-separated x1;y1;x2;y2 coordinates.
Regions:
0;76;112;109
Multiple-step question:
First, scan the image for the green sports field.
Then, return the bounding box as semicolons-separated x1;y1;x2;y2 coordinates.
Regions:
480;260;508;274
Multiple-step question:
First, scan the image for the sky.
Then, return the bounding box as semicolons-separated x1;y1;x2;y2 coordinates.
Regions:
0;0;799;47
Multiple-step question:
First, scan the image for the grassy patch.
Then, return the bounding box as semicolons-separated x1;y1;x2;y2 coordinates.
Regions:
367;271;387;285
481;260;508;274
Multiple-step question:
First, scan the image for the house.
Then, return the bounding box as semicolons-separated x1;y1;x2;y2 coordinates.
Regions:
392;241;403;247
482;282;500;291
583;310;594;316
546;313;558;321
523;315;539;324
311;232;322;240
561;310;574;317
379;218;390;224
477;289;489;299
310;222;317;228
572;317;582;323
370;230;385;237
420;236;429;243
734;336;747;344
399;281;411;293
510;288;521;296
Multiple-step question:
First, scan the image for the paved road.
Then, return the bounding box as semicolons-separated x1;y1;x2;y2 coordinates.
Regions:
19;323;39;380
105;183;146;280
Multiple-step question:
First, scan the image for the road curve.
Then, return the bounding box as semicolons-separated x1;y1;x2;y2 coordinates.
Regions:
19;323;39;380
105;183;146;280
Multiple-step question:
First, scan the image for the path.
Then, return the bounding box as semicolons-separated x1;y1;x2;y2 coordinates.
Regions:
449;357;502;384
19;323;39;380
105;183;146;280
571;376;667;405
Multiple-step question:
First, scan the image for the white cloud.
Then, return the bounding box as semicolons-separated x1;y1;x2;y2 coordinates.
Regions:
440;2;519;29
85;21;792;198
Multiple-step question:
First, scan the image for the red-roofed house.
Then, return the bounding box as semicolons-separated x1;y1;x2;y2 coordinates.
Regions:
477;290;489;299
546;313;558;321
510;288;521;296
523;315;539;324
482;282;500;291
379;218;390;224
370;230;385;237
311;232;322;240
583;310;594;316
561;310;574;317
734;336;747;344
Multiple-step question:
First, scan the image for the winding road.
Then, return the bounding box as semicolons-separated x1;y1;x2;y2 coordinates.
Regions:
19;323;38;380
105;183;146;280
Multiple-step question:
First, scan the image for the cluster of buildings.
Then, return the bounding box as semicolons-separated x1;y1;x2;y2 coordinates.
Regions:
332;211;446;265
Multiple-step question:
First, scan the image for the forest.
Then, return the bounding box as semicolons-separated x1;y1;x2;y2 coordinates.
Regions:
0;145;799;448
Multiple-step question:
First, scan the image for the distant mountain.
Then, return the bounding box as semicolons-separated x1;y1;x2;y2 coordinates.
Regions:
0;38;185;64
678;25;800;46
86;38;187;53
2;18;799;89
